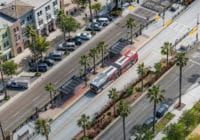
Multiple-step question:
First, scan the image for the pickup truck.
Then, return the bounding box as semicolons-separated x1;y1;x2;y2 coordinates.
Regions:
7;80;29;90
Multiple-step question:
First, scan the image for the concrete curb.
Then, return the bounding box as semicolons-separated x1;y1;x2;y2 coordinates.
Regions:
95;64;177;140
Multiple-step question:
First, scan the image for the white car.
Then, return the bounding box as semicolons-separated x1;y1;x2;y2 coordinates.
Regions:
77;32;92;40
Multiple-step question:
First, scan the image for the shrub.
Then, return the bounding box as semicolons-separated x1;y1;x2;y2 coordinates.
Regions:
35;72;41;77
111;8;122;17
135;87;142;92
91;31;96;36
123;87;133;97
107;111;112;117
144;81;152;88
4;95;10;100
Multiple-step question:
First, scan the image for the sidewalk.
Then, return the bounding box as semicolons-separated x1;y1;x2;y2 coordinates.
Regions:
154;84;200;140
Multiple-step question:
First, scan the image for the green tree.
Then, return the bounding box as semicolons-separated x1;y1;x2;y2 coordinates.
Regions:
188;134;200;140
154;62;163;73
77;114;91;137
45;82;55;107
2;60;18;78
79;55;90;86
164;123;185;140
175;52;188;107
0;54;7;99
35;35;49;59
118;101;130;140
64;16;80;39
97;41;107;67
147;85;164;133
137;63;147;91
91;2;101;15
161;42;174;67
126;18;136;44
35;119;51;140
131;125;154;140
26;25;37;45
89;48;98;74
108;88;119;117
180;110;197;132
72;0;88;9
57;9;67;41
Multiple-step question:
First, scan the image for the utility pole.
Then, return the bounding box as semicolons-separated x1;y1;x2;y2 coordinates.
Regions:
0;122;5;140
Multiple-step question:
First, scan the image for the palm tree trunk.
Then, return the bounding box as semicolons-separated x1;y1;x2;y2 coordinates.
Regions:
101;50;104;67
153;101;156;133
84;65;87;86
1;70;7;99
83;127;86;137
68;31;71;39
88;0;93;20
141;73;143;91
178;66;182;107
93;57;96;74
115;0;119;8
122;117;126;140
131;27;133;44
166;49;169;67
45;135;49;140
113;101;116;117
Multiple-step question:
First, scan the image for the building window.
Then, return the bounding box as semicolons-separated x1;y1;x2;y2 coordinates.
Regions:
46;14;51;20
53;0;57;6
54;9;58;15
2;32;8;38
37;10;42;16
13;27;19;33
15;35;20;41
38;19;43;25
3;41;9;48
27;15;32;21
45;5;50;11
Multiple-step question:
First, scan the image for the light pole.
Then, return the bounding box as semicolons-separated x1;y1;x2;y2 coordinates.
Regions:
196;14;199;42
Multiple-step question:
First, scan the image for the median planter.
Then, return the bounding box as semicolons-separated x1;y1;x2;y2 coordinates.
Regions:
74;57;176;139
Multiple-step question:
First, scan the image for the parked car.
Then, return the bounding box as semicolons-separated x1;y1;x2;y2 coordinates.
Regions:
7;79;29;90
57;42;76;51
121;2;131;10
29;63;48;72
39;59;54;66
156;98;173;118
49;51;64;61
77;32;92;40
67;37;82;46
170;4;179;12
85;23;103;31
143;117;158;128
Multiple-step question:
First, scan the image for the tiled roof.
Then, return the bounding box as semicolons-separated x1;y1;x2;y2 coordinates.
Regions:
0;1;33;20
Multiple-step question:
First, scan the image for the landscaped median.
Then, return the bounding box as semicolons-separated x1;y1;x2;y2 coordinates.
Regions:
73;55;177;139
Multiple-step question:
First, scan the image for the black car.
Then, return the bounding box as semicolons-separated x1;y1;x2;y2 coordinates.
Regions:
39;59;54;66
67;37;82;46
29;63;48;72
143;117;158;128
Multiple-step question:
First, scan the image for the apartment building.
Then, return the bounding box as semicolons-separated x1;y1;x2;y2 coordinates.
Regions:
0;1;34;57
22;0;60;36
0;22;12;60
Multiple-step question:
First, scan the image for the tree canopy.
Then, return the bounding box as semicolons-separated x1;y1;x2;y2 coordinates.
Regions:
2;60;18;77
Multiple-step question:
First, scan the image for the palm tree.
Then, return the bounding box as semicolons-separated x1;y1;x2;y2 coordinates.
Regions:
131;125;154;140
77;114;91;137
137;63;147;91
161;42;174;67
88;0;93;20
45;82;55;107
108;88;119;117
89;48;98;74
79;55;90;86
35;119;51;140
91;2;101;15
118;101;130;140
126;18;136;44
35;35;49;59
147;85;164;133
154;62;163;73
175;52;188;107
97;41;107;67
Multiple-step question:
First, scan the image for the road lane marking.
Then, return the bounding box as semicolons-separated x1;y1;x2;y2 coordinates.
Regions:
188;28;197;36
12;112;20;117
164;19;172;27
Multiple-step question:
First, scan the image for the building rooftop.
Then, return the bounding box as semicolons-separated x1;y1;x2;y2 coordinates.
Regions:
0;13;14;26
0;1;33;20
22;0;52;9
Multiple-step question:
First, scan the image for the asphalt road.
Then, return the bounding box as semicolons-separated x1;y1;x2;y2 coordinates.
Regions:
0;12;146;136
99;1;200;139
